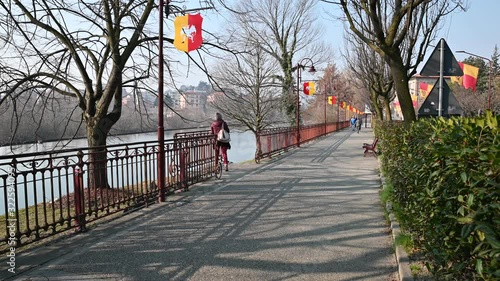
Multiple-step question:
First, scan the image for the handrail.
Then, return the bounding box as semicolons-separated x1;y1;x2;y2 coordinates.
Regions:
254;121;350;163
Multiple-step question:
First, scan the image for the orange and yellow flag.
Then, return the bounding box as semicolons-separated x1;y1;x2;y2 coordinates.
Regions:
174;14;203;52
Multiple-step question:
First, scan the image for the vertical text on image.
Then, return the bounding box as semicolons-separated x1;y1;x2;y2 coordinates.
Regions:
6;167;17;274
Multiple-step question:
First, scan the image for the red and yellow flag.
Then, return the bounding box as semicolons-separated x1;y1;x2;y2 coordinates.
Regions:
451;62;479;92
174;14;203;52
340;102;347;109
327;96;336;105
419;82;431;97
303;82;315;95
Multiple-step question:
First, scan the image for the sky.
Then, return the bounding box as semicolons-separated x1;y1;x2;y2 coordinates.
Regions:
170;0;500;87
436;0;500;63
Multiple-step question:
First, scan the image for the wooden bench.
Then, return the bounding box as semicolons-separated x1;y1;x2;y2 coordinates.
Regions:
362;137;379;157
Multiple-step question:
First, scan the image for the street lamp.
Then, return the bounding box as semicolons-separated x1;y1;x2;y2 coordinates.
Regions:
456;50;493;110
295;58;316;147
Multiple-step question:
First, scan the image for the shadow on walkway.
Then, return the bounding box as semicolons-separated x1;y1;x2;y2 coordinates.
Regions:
4;128;397;281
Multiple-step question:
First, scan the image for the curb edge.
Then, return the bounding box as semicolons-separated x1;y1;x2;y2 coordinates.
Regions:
381;176;414;281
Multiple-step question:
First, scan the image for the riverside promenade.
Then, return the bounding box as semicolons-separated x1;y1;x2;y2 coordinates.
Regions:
2;128;398;281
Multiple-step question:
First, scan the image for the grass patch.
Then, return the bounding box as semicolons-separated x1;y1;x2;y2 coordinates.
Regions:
410;264;423;276
379;182;393;205
379;181;393;224
395;232;414;254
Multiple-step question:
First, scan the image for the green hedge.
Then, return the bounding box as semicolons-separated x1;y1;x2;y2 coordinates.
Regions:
377;112;499;280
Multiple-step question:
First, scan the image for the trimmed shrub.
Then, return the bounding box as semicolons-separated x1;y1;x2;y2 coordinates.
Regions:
377;112;499;280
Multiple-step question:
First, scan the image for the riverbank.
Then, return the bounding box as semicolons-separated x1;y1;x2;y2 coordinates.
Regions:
0;125;212;148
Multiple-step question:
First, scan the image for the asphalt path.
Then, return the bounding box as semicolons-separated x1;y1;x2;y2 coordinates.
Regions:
3;127;397;281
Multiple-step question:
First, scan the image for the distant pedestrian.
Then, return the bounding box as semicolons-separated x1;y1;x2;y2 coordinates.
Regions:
355;118;362;133
350;117;357;131
210;112;231;171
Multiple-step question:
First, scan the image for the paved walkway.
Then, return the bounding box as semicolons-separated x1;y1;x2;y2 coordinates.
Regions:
2;128;398;281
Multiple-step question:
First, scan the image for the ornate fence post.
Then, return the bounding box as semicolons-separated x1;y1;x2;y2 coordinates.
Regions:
73;150;86;232
179;148;187;191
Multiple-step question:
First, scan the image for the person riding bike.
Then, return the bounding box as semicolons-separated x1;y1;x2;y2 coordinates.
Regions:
210;113;231;171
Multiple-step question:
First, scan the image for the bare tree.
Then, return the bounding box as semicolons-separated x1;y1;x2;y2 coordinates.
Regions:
224;0;332;125
324;0;467;125
209;43;283;156
344;32;394;121
0;0;166;189
0;0;233;189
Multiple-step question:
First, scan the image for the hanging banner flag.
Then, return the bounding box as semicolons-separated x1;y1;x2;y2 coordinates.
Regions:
461;62;479;92
327;96;337;105
419;82;432;97
174;13;203;52
303;82;315;95
340;102;347;109
451;62;479;92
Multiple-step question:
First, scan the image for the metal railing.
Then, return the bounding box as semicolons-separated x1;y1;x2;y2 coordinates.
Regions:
0;121;349;252
255;121;350;163
0;134;217;252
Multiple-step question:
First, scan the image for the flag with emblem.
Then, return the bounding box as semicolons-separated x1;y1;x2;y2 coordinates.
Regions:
303;82;315;95
174;14;203;52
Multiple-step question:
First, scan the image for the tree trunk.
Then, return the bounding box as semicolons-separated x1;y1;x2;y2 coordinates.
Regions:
383;98;392;121
387;58;416;125
370;91;384;121
282;71;296;125
86;117;114;189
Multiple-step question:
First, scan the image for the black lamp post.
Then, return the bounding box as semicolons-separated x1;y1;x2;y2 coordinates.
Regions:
296;58;316;147
157;0;169;202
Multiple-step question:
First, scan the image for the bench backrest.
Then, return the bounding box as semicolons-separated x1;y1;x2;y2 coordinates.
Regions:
372;137;379;147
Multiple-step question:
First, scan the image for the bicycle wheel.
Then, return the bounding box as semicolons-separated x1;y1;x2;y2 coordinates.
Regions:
214;161;223;179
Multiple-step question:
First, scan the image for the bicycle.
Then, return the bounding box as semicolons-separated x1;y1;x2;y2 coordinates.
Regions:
214;155;223;179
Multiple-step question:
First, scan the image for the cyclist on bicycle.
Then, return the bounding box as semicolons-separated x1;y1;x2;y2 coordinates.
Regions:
210;113;231;171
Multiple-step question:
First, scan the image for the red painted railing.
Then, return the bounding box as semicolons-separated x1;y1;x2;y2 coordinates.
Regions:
255;121;350;163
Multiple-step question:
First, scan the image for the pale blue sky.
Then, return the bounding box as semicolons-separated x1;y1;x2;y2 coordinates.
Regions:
438;0;499;62
171;0;499;86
